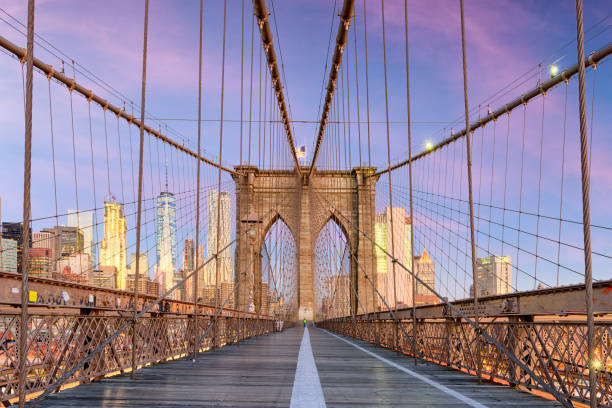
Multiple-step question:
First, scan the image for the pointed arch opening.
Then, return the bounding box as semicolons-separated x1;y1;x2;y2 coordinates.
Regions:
256;216;297;320
314;215;353;319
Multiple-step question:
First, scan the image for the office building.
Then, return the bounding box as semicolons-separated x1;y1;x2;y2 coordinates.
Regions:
414;248;438;305
28;248;53;278
68;209;97;267
183;238;195;271
92;266;117;289
205;191;232;285
1;238;18;274
32;231;55;258
128;253;148;277
99;200;127;290
374;209;413;309
57;253;91;279
41;226;85;273
476;256;512;296
157;191;177;293
2;222;31;273
127;273;160;296
172;270;184;300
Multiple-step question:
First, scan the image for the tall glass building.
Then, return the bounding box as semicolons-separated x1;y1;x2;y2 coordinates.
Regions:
67;209;96;267
156;191;177;293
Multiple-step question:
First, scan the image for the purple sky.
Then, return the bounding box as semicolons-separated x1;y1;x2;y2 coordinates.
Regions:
0;0;610;294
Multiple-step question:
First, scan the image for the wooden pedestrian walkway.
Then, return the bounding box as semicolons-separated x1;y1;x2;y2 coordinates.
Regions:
32;326;561;407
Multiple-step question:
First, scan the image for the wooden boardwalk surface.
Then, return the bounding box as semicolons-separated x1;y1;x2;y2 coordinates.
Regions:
33;326;561;407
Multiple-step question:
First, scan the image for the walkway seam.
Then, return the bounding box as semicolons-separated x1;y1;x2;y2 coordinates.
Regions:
290;327;326;408
322;329;488;408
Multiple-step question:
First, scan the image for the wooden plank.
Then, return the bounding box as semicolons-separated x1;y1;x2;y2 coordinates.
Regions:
34;330;301;407
309;327;562;407
32;326;562;407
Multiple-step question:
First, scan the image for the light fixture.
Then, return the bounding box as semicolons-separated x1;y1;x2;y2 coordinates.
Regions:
550;64;559;78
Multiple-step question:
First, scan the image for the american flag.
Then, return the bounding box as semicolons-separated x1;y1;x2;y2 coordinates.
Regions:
296;145;306;159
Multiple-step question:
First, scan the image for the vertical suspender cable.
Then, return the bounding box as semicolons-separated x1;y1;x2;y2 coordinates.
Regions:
18;1;34;406
248;12;254;165
574;0;596;406
214;0;228;350
363;0;374;315
132;0;149;379
237;0;245;341
193;0;204;362
353;21;362;168
459;0;481;381
380;0;399;350
403;0;418;365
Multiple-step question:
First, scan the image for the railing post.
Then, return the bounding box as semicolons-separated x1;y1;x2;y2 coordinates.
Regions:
507;316;519;388
574;1;596;406
18;1;35;406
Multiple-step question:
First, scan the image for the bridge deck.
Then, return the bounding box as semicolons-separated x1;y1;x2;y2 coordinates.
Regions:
34;326;561;407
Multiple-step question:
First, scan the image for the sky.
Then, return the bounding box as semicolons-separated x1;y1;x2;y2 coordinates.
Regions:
0;0;610;296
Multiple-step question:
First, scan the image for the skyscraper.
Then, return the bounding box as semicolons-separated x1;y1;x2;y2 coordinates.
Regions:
32;231;54;253
2;222;31;273
41;226;84;259
414;248;437;305
32;230;55;271
68;209;97;267
196;243;205;298
374;208;413;309
476;256;512;296
100;200;127;290
29;247;53;278
205;191;231;285
156;190;177;293
1;238;17;273
183;238;195;300
128;253;148;277
183;238;195;271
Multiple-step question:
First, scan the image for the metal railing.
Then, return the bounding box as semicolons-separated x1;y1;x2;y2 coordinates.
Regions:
0;311;280;405
318;317;612;407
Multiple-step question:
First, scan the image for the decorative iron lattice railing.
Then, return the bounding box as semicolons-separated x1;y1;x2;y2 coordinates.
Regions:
0;313;278;404
318;318;612;407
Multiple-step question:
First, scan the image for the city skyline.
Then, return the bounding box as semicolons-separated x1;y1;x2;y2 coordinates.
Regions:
0;192;520;307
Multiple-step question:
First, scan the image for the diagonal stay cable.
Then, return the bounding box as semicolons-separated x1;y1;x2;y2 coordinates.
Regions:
312;189;574;407
309;191;423;358
29;231;248;407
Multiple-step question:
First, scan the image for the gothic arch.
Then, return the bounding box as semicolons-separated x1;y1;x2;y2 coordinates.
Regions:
257;210;297;254
313;211;353;255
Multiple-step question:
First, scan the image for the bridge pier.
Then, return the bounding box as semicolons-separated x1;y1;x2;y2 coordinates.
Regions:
233;166;380;321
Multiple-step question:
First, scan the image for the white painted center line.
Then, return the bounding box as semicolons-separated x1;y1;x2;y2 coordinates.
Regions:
290;326;327;408
323;329;488;408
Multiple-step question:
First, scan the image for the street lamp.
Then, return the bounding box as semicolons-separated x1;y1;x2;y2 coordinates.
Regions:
241;211;261;314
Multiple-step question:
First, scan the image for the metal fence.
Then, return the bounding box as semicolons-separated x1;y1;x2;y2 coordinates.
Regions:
318;318;612;407
0;312;277;404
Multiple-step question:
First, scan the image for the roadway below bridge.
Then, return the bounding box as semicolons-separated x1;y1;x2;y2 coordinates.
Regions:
32;326;561;407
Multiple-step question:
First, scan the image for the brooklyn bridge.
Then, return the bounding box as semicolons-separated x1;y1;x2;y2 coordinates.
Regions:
0;0;611;406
